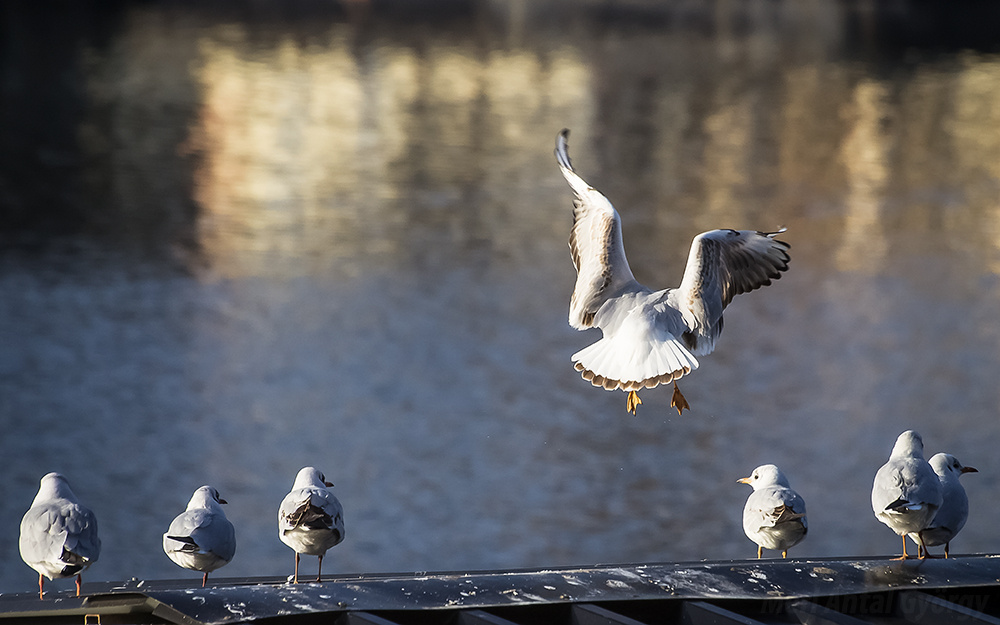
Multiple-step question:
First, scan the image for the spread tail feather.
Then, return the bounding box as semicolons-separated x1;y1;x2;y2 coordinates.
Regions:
572;335;699;392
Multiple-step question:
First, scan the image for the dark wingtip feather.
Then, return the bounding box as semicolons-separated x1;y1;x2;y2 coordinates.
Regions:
555;129;574;171
166;535;200;553
884;497;911;512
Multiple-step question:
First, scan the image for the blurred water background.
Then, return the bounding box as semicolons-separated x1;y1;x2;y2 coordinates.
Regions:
2;0;1000;594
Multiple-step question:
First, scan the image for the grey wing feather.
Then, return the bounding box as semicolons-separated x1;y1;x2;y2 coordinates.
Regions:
749;488;806;530
556;129;641;329
65;505;101;563
873;459;941;512
21;502;100;572
20;507;64;564
287;500;333;530
872;464;901;511
676;229;790;332
907;463;944;509
281;489;344;538
165;509;236;561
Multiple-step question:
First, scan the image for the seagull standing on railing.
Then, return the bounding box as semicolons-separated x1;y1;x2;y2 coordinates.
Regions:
872;430;943;559
738;464;808;559
163;485;236;587
19;473;101;599
554;129;791;414
278;467;345;583
907;453;977;558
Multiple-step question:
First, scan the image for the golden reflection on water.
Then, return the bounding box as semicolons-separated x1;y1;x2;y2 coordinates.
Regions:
951;55;1000;184
701;88;754;225
172;13;1000;282
836;79;890;273
70;5;1000;283
190;26;368;276
187;23;591;278
948;56;1000;272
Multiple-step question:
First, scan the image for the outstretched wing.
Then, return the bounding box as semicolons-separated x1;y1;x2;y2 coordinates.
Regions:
676;228;790;333
556;129;641;330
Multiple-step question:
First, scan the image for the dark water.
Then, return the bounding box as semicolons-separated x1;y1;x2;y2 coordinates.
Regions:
2;0;1000;594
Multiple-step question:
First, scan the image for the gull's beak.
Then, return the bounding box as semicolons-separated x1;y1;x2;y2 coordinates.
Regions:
324;481;334;487
961;466;979;474
219;498;228;504
737;477;751;484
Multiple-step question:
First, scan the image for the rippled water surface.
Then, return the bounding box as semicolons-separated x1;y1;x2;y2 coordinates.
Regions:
2;1;1000;593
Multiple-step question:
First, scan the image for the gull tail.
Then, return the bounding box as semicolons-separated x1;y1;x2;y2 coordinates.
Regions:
572;334;699;392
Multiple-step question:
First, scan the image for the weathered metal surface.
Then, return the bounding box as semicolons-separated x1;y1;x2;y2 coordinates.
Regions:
3;556;1000;624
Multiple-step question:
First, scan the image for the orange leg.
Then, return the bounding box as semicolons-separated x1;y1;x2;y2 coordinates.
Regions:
892;535;912;560
38;574;44;600
293;552;300;584
75;574;82;597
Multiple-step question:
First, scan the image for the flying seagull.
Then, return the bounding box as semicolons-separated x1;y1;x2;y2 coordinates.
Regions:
163;485;236;587
554;129;791;414
19;473;101;599
278;467;345;583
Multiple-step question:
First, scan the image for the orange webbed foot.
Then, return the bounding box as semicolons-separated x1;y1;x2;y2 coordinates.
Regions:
670;381;690;415
626;390;642;415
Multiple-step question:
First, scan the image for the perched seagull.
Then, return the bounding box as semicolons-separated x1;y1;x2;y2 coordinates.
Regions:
738;464;808;559
278;467;345;583
554;129;790;415
871;430;943;559
19;473;101;599
907;453;977;558
163;486;237;587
